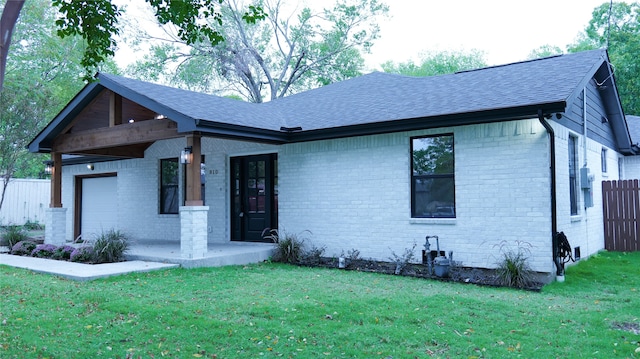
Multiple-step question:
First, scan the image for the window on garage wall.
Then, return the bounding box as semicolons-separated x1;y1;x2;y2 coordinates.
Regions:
411;134;455;218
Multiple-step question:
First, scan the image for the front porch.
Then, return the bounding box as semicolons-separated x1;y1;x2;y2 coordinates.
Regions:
126;239;276;268
31;82;282;259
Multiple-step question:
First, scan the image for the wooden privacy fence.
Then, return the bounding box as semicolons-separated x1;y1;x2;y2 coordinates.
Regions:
602;179;640;251
0;179;50;226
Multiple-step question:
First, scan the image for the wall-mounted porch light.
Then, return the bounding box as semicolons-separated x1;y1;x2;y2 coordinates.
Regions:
180;146;193;164
44;160;54;175
87;163;94;171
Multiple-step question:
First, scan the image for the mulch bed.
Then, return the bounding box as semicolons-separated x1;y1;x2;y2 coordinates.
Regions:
299;257;544;291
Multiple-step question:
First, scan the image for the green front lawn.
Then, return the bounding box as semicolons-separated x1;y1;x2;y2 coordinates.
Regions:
1;252;639;358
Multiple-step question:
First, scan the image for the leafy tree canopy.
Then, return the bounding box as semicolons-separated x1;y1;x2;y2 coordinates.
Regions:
0;0;266;86
1;0;95;181
381;50;487;77
568;1;640;115
125;0;389;102
526;45;564;60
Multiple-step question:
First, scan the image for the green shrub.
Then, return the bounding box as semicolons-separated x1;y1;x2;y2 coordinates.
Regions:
23;220;44;231
31;244;58;258
264;229;310;264
51;245;76;261
70;246;95;263
494;241;536;289
300;244;326;266
2;225;28;248
11;240;37;256
389;243;417;275
92;229;129;264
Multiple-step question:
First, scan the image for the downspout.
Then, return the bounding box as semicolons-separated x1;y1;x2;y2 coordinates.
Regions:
583;88;590;257
583;87;588;168
538;109;560;276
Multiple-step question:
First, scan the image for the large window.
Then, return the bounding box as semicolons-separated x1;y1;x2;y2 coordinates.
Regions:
569;136;579;215
160;158;179;214
411;134;455;218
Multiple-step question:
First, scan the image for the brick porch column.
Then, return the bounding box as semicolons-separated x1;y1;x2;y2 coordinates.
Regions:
44;207;67;245
45;152;66;245
180;205;209;259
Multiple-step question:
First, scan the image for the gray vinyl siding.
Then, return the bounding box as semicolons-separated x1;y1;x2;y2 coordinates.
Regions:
564;79;617;150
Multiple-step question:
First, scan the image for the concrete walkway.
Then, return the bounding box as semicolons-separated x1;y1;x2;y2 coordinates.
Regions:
0;254;178;281
0;241;275;281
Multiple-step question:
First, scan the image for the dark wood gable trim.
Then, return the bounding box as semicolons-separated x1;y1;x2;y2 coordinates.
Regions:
109;91;123;127
52;118;181;156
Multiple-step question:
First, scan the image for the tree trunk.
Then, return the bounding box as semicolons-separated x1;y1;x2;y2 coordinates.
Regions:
0;0;26;90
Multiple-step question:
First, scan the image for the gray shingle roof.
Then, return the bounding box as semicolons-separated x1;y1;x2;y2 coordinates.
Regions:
34;49;631;153
100;49;608;133
627;115;640;145
98;73;286;131
266;50;606;131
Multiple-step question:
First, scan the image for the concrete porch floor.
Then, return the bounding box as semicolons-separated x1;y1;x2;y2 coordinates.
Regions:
126;239;276;268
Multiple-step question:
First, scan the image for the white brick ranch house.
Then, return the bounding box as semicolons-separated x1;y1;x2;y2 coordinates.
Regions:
29;49;639;278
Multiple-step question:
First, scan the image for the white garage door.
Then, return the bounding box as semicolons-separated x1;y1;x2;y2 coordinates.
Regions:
81;176;118;241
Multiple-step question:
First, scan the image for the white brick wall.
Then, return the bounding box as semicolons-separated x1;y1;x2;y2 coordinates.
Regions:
56;117;625;274
279;119;556;273
623;155;640;179
552;122;622;263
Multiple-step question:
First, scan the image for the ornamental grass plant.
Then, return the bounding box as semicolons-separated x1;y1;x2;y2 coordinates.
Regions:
1;252;639;358
1;225;28;248
92;229;129;264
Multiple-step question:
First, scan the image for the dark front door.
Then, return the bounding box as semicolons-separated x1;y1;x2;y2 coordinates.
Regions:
231;154;277;242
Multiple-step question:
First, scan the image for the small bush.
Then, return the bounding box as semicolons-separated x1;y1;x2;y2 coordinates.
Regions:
70;246;96;263
23;220;44;231
92;229;129;263
344;248;361;262
11;240;37;256
300;244;326;266
52;245;76;261
338;248;361;268
264;229;310;264
31;244;58;258
389;243;417;275
2;225;28;248
494;241;536;289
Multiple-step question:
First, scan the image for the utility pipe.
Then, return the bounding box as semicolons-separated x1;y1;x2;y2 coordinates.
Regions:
538;109;560;275
583;87;588;167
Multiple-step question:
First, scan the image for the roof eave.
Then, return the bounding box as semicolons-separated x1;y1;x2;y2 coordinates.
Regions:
595;60;635;154
195;120;288;144
288;102;567;143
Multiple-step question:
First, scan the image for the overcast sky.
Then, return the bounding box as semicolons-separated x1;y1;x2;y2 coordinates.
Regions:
115;0;609;70
363;0;608;69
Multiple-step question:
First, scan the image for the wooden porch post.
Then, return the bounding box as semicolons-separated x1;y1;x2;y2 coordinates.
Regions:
185;134;203;206
50;152;62;208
